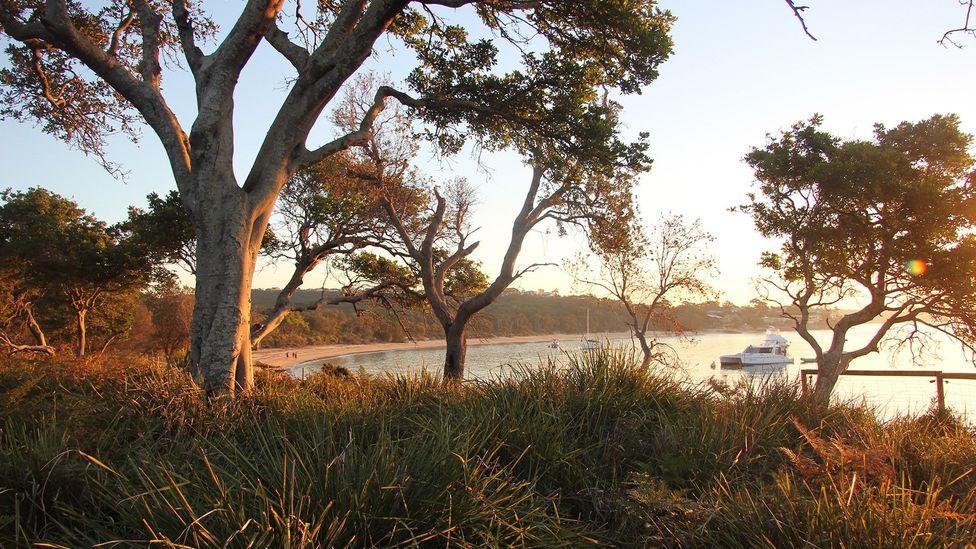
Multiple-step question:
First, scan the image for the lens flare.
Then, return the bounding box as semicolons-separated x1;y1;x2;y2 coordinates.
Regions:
906;259;927;276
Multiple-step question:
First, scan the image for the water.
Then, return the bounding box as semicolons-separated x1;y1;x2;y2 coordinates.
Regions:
290;325;976;420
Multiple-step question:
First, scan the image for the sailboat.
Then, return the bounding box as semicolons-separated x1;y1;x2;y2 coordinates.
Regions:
581;310;601;352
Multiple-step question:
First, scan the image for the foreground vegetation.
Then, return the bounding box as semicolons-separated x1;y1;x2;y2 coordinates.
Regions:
1;351;974;547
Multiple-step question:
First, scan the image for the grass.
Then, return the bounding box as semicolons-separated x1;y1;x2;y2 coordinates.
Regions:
0;350;973;547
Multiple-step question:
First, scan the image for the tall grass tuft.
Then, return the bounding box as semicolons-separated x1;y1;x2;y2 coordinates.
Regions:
1;351;974;547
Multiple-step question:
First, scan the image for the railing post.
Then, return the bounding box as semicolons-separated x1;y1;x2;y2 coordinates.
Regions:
935;372;946;414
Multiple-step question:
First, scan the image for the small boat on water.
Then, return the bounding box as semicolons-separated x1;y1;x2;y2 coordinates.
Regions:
581;309;602;352
800;357;818;364
719;327;794;368
581;338;601;352
548;339;560;349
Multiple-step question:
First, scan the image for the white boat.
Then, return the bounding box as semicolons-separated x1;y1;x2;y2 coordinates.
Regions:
581;338;601;352
581;309;602;352
719;327;794;368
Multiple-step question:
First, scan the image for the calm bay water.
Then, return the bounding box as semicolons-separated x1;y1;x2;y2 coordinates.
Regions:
290;325;976;420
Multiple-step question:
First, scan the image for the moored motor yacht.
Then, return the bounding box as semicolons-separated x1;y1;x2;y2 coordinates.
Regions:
719;327;794;368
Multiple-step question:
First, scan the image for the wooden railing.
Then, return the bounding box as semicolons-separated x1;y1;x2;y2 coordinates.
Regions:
800;368;976;412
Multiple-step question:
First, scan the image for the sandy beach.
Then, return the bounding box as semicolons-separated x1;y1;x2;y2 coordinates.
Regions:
253;333;602;369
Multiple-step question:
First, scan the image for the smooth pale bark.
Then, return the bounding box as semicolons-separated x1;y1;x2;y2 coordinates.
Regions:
1;308;56;356
3;342;56;356
189;182;266;394
21;306;55;356
794;308;889;406
249;238;347;349
1;298;55;356
251;307;289;350
76;309;87;357
250;254;317;349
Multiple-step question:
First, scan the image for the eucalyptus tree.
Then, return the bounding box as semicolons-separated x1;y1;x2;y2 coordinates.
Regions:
122;135;422;350
250;151;419;348
0;0;674;393
330;78;647;378
577;214;717;369
378;151;641;379
741;114;976;404
0;264;55;356
0;187;153;356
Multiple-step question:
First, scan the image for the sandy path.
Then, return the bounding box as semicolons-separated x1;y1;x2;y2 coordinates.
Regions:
253;333;597;369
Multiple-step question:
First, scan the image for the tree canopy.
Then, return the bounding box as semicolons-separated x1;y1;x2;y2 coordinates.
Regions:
741;114;976;402
0;187;154;355
576;213;717;368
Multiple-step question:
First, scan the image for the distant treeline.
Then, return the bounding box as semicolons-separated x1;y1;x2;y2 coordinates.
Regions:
252;288;831;348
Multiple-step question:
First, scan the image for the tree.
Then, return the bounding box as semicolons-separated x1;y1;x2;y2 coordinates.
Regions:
123;138;418;351
124;191;197;274
249;84;426;348
140;278;194;360
124;190;282;276
0;264;55;356
330;75;646;379
576;214;717;368
0;188;154;356
381;152;640;379
740;114;976;404
0;0;674;393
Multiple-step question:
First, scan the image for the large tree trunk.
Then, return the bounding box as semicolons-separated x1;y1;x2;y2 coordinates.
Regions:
444;322;468;381
812;352;849;406
189;187;263;395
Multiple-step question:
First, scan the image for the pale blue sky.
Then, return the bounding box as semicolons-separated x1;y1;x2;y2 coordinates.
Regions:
2;1;974;304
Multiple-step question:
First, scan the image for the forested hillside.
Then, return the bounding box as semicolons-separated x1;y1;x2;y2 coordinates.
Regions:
251;288;820;348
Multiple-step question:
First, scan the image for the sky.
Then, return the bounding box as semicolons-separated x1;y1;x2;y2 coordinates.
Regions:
1;1;975;305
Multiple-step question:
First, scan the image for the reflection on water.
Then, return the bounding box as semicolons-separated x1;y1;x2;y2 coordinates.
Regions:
288;325;975;421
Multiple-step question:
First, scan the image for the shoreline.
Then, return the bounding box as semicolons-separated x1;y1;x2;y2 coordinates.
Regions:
253;332;632;369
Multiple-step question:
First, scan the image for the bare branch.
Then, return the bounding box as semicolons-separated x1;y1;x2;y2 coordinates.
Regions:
0;333;55;356
783;0;817;41
513;262;557;280
940;0;976;47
